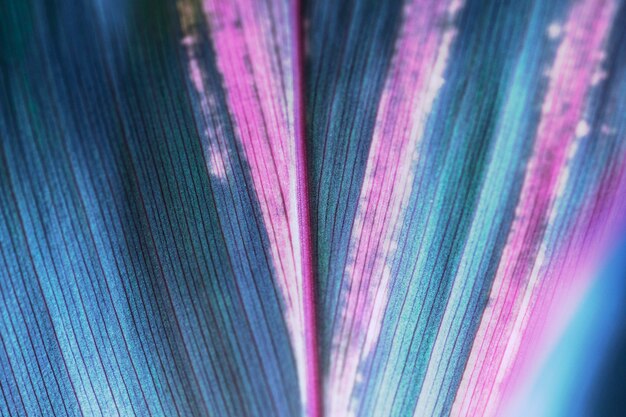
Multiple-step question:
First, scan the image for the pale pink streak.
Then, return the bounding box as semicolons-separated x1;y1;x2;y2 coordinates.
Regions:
179;0;309;412
498;154;626;417
326;1;462;415
451;1;617;415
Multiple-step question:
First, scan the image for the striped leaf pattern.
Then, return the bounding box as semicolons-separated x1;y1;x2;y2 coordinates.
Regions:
1;0;625;416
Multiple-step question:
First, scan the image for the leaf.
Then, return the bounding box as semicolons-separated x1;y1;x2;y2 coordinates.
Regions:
1;0;626;416
1;0;302;415
306;0;626;415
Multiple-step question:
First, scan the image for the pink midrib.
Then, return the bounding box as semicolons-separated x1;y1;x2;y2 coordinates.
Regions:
292;1;322;417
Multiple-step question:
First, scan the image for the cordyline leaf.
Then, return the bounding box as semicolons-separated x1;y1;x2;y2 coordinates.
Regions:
0;1;625;417
306;0;626;416
1;0;304;416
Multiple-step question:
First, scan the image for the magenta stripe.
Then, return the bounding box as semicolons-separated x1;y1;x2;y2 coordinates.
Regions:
452;1;618;415
178;0;313;412
325;0;462;415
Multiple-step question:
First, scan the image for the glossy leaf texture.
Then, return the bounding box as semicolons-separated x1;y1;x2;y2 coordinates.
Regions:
0;0;625;417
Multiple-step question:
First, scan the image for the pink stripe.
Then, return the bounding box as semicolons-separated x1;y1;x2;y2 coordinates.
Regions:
498;154;626;416
451;1;617;415
201;0;309;403
179;0;310;412
327;1;462;415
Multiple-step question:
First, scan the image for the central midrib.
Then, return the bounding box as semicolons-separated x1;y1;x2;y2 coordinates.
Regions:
291;0;322;416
